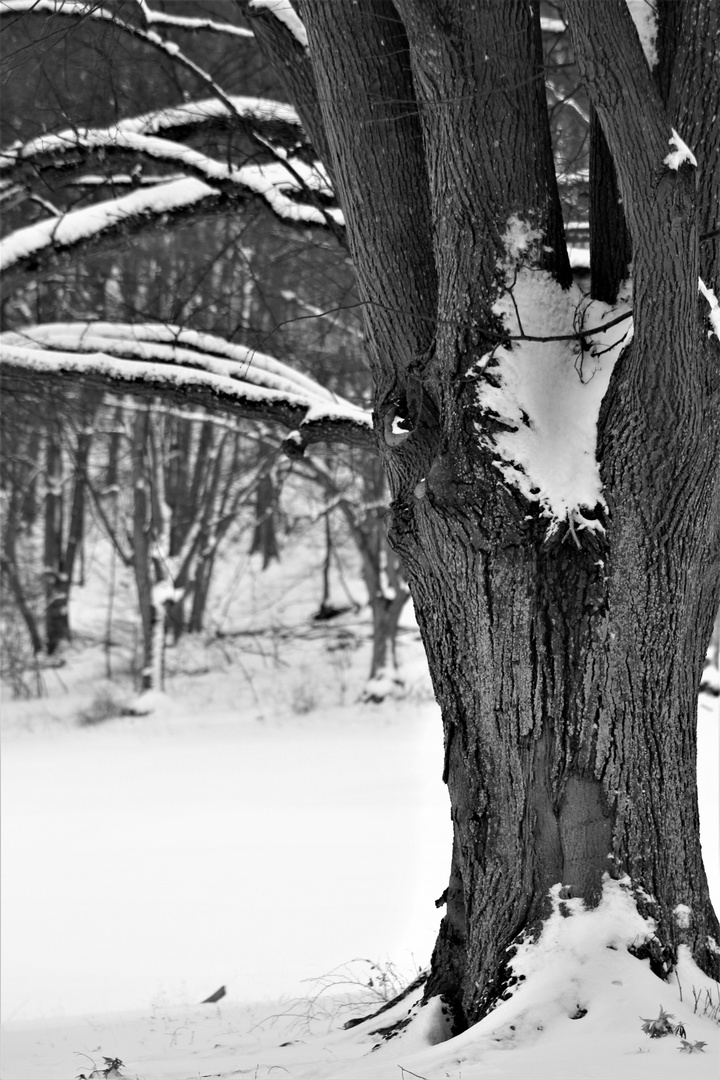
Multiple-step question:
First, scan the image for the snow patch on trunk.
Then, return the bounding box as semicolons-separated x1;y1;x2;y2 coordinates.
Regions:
249;0;307;48
664;129;698;171
475;236;631;533
699;278;720;340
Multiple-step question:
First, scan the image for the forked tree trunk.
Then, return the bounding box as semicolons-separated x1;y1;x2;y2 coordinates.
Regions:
290;0;720;1030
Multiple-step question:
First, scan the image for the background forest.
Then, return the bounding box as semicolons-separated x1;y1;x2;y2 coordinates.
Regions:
0;0;601;693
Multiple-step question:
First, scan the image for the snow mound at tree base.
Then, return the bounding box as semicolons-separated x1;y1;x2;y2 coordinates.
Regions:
4;881;719;1079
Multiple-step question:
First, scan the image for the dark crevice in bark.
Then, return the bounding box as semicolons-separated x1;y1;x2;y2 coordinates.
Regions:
588;108;631;303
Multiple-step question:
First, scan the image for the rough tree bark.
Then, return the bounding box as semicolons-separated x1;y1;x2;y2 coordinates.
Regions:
279;0;720;1031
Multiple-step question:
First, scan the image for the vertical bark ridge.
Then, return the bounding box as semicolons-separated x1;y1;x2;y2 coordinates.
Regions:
665;0;720;281
396;0;570;399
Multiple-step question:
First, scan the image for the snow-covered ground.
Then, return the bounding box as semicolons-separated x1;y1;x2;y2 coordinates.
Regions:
1;525;718;1079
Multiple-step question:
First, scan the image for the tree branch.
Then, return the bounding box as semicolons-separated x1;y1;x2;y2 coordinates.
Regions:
0;169;341;295
0;1;340;236
0;323;375;452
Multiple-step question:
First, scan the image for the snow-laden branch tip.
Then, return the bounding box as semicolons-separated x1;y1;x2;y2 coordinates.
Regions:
699;279;720;341
134;0;253;38
0;322;374;450
664;129;698;170
249;0;308;49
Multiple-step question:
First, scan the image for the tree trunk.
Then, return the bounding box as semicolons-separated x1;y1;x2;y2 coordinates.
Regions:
293;0;720;1031
188;548;215;634
249;471;280;569
361;586;410;702
131;409;157;691
391;482;719;1027
43;428;67;655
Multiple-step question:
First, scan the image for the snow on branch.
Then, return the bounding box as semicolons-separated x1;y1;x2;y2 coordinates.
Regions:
134;0;253;39
0;123;338;218
0;178;216;288
0;158;341;292
2;0;253;41
0;96;308;175
1;0;345;237
249;0;307;49
0;322;374;451
2;3;311;183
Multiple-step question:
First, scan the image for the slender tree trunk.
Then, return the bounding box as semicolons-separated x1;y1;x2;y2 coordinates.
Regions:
43;428;67;655
62;400;96;602
249;471;280;569
188;548;215;633
131;410;156;691
362;585;410;701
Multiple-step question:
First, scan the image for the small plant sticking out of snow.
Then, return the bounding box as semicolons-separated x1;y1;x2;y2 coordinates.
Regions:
678;1038;708;1053
254;958;424;1038
76;1055;126;1079
639;1005;686;1038
692;984;720;1025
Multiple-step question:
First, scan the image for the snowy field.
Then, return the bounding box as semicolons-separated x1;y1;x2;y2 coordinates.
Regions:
1;527;719;1079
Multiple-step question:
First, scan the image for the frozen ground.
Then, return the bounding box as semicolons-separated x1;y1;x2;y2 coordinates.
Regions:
1;526;718;1079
